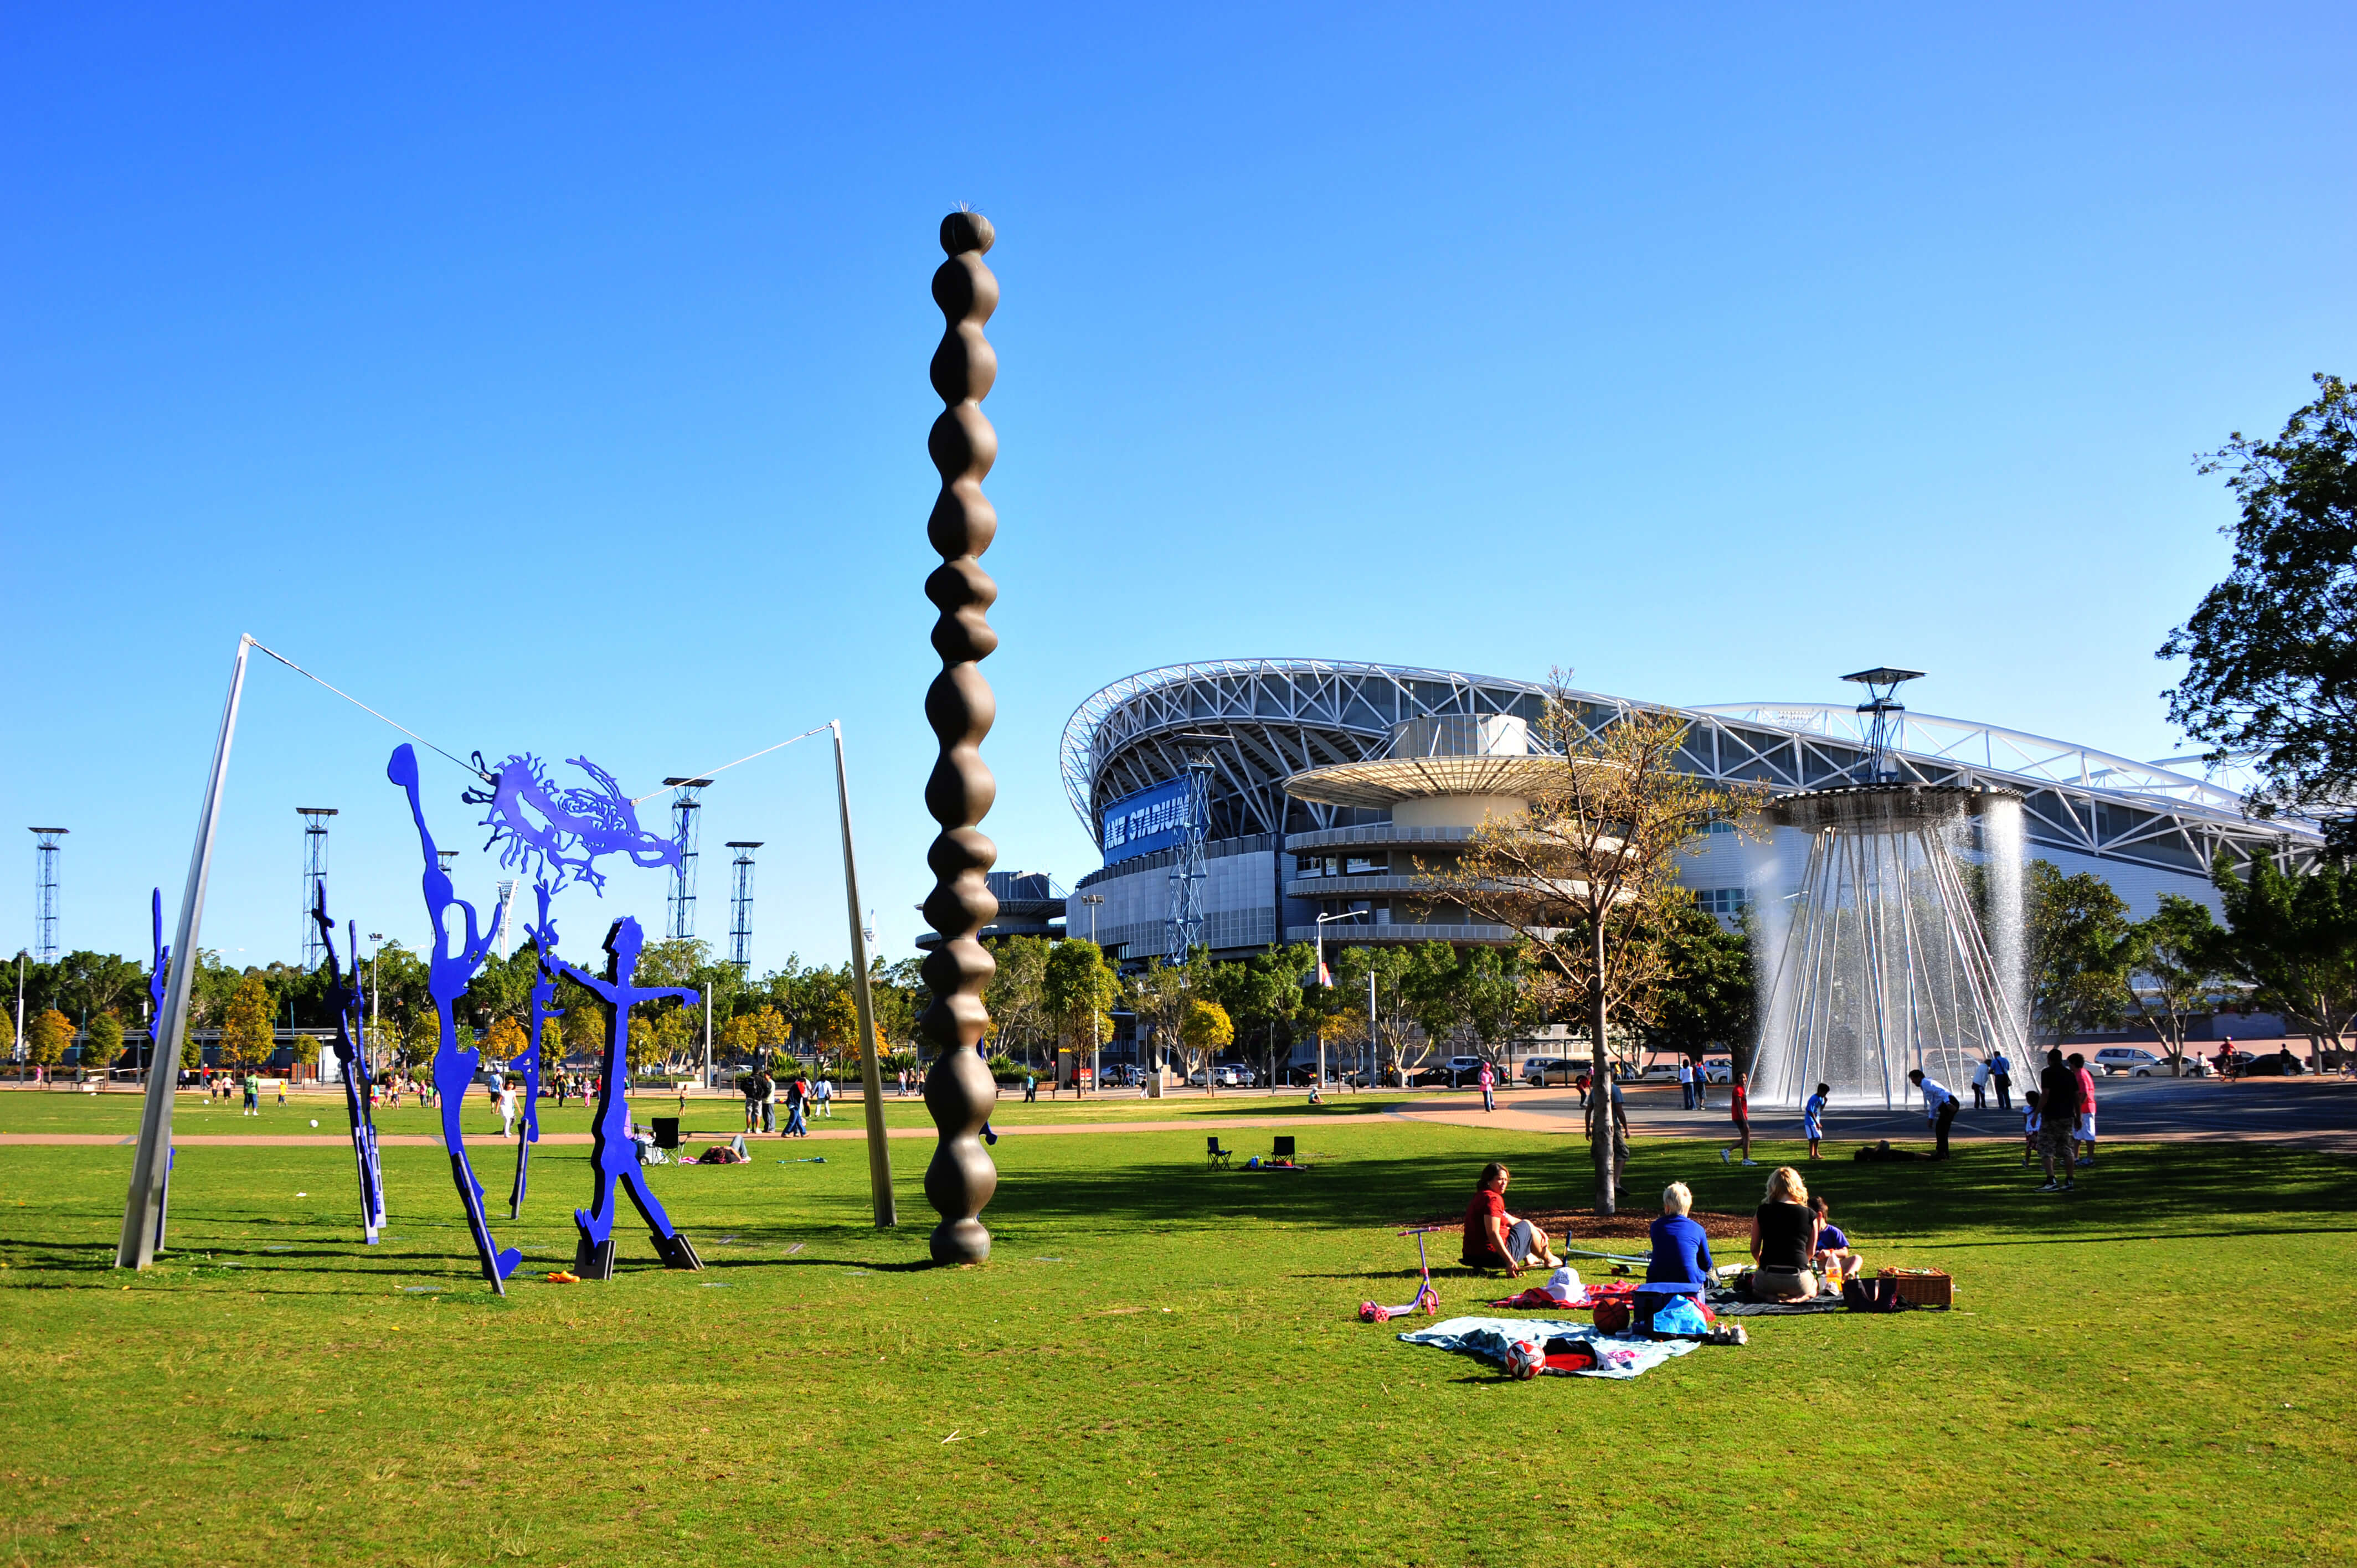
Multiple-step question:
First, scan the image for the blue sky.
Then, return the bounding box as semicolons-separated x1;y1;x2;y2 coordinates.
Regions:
5;3;2353;973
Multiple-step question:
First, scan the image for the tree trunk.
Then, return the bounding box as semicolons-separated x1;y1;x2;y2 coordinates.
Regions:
1589;920;1617;1215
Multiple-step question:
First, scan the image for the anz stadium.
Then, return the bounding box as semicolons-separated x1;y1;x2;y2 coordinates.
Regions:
1055;658;2319;966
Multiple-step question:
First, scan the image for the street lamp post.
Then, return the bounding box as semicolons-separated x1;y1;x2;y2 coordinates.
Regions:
1079;893;1104;1095
1313;909;1366;1094
367;934;382;1077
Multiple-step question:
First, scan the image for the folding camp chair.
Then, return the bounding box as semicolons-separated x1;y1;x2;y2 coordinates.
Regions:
1207;1136;1234;1170
1272;1135;1296;1160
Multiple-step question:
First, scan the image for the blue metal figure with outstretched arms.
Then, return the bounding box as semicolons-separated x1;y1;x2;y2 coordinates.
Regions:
554;915;704;1278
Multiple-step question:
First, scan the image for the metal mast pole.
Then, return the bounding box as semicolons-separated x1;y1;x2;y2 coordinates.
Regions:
119;634;251;1268
832;721;896;1227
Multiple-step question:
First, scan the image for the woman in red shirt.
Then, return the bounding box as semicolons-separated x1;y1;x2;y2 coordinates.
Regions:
1460;1162;1561;1276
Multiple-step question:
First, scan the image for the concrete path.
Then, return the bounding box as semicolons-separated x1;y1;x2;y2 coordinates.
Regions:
1387;1076;2357;1153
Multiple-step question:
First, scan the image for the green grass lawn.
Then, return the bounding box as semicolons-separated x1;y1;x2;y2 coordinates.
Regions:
0;1086;1428;1139
0;1117;2349;1566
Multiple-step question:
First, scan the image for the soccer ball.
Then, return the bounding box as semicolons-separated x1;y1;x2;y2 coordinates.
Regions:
1504;1339;1545;1380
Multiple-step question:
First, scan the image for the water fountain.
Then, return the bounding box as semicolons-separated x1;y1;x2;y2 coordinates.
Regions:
1748;670;2027;1109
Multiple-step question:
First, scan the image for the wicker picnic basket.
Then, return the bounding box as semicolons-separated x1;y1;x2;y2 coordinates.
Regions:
1880;1267;1953;1307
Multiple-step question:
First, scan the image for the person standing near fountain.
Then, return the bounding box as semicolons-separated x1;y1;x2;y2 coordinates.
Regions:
1907;1069;1960;1160
2035;1049;2082;1193
1721;1072;1756;1166
1991;1048;2013;1112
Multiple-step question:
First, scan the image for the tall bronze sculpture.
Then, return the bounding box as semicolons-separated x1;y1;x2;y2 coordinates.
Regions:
919;209;1001;1263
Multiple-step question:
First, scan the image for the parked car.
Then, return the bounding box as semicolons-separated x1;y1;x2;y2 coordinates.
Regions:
1436;1056;1488;1086
1700;1059;1733;1084
1632;1060;1682;1084
1521;1057;1581;1086
2089;1045;2206;1077
1186;1064;1255;1088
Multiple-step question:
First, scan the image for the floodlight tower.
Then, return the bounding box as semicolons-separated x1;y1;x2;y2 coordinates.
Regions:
662;777;712;941
28;828;66;962
436;848;459;880
1165;743;1219;962
725;843;761;974
1843;667;1924;782
296;808;337;969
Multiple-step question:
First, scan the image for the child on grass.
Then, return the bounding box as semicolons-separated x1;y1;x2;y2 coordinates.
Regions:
2020;1090;2041;1168
1803;1082;1829;1161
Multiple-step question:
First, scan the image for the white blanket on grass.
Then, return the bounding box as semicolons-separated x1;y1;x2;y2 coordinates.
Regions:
1395;1316;1700;1380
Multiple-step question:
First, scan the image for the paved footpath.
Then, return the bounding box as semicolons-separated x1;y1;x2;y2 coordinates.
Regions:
1388;1075;2357;1154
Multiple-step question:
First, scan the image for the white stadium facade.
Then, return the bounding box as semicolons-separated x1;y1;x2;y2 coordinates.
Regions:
1055;658;2321;967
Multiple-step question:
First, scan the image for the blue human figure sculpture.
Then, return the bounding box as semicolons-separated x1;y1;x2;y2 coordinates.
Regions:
311;889;387;1242
554;916;704;1278
509;880;562;1219
387;743;521;1291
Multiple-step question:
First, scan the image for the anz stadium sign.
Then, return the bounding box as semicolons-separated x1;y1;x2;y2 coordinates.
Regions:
1100;777;1193;865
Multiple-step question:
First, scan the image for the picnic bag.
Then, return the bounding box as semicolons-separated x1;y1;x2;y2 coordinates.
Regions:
1841;1275;1905;1313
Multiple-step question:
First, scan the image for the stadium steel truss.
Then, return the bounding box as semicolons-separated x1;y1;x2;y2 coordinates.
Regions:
1059;659;2321;880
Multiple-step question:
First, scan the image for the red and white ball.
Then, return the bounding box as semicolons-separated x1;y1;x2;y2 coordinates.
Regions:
1504;1338;1545;1380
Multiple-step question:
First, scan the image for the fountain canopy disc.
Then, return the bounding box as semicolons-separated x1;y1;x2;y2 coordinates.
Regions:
1768;782;2016;832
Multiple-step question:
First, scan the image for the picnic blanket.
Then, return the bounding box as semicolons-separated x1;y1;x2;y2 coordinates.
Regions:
1703;1285;1846;1318
1397;1317;1700;1381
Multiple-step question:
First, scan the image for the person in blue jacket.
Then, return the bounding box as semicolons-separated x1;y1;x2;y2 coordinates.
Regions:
1636;1181;1716;1329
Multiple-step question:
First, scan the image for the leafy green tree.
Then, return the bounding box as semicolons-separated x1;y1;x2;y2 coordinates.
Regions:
222;972;275;1070
2161;375;2357;849
50;951;146;1027
482;1015;529;1071
2024;860;2132;1041
1330;945;1417;1084
80;1012;124;1082
984;935;1051;1064
1122;958;1193;1085
1208;943;1312;1091
2108;896;2231;1072
1636;902;1756;1074
0;1008;14;1069
537;1015;565;1078
1042;939;1120;1084
2209;848;2357;1070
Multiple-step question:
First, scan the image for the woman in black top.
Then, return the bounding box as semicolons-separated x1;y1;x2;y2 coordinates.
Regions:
1749;1165;1821;1300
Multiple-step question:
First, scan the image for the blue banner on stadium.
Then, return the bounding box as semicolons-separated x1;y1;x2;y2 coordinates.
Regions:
1100;777;1193;865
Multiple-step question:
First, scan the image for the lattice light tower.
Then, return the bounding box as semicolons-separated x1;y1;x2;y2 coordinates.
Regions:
662;777;711;941
1165;751;1217;961
725;842;761;974
297;808;337;970
28;828;67;962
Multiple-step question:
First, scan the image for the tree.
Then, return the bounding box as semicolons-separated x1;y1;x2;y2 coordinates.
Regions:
2161;375;2357;849
0;1008;13;1071
1425;678;1763;1213
1401;941;1473;1071
984;935;1051;1064
2023;860;2132;1041
482;1015;529;1072
27;1007;74;1076
2108;896;2230;1072
80;1012;124;1084
1210;944;1312;1092
1637;903;1756;1074
1177;998;1234;1090
1042;939;1120;1086
1123;958;1193;1086
222;972;275;1070
717;1010;761;1062
1329;945;1418;1084
537;1015;565;1079
2209;848;2357;1071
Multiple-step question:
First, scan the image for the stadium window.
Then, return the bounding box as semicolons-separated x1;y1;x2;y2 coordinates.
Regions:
1696;888;1751;916
1344;854;1387;875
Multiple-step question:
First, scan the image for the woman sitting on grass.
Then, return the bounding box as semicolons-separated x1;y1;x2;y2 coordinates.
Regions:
1641;1182;1715;1304
1748;1165;1821;1301
1460;1162;1561;1277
